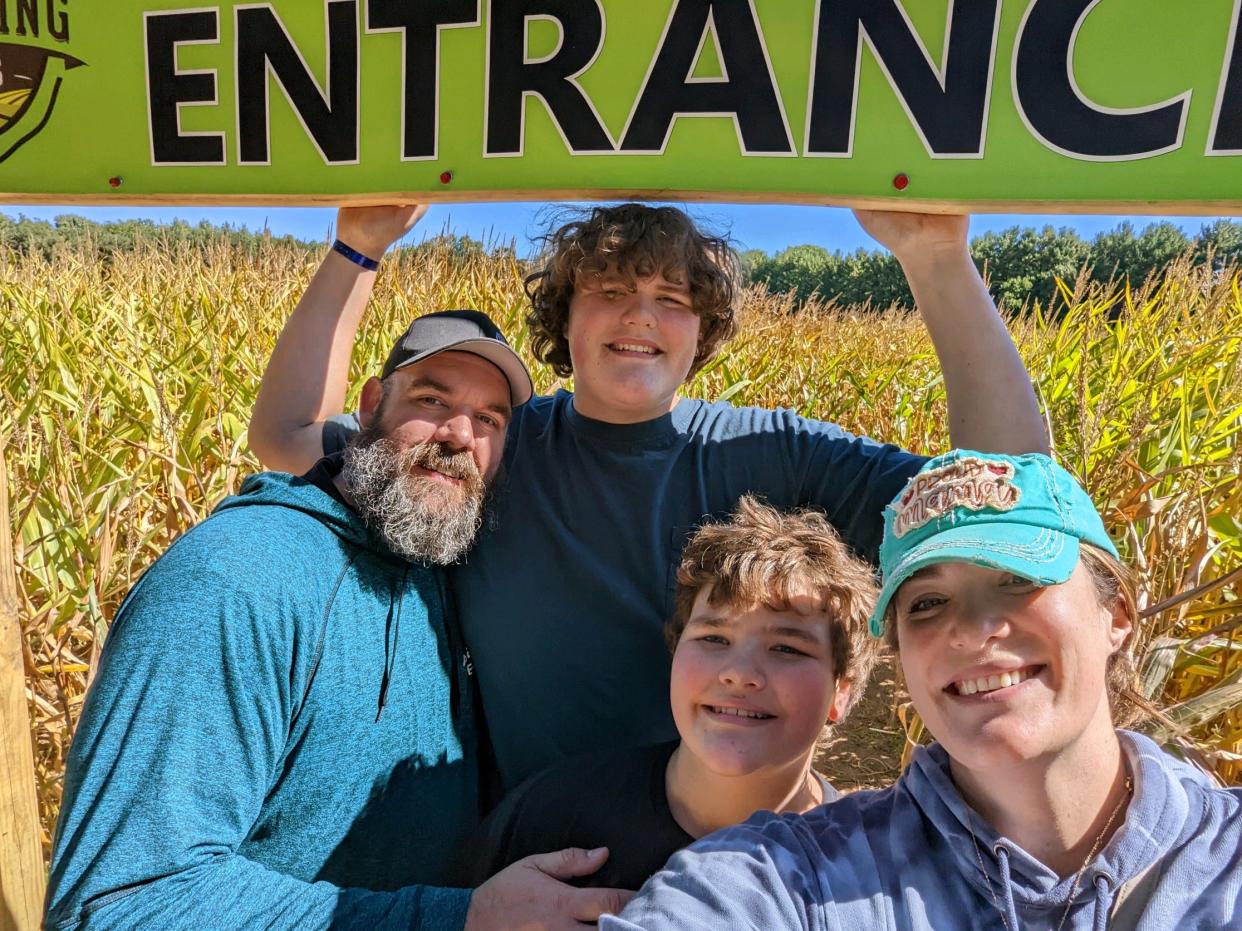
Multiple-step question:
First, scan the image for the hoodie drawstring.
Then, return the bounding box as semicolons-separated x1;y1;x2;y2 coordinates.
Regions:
1092;874;1115;931
995;845;1022;931
993;854;1122;931
376;567;408;722
997;844;1117;931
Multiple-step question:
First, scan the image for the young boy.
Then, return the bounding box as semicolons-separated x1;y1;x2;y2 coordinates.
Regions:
455;495;879;890
605;451;1242;930
250;203;1049;794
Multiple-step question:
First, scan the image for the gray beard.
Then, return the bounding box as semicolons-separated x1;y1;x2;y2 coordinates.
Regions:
341;435;486;566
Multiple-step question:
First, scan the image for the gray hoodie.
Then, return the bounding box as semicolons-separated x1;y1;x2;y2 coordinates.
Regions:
605;731;1241;930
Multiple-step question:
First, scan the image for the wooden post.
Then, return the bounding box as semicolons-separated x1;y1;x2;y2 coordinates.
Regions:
0;447;43;931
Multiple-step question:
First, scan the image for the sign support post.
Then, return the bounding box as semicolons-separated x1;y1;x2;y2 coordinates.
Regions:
0;446;43;931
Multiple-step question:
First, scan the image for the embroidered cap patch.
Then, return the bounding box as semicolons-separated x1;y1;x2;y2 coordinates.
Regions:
892;456;1021;538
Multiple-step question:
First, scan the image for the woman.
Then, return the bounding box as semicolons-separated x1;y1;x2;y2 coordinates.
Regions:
604;450;1241;930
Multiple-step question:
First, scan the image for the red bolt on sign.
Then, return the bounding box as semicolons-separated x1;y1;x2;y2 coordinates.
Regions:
439;171;454;184
892;173;910;191
108;176;123;189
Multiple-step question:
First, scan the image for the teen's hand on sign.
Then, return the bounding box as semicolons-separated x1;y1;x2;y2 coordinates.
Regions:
851;209;970;266
465;847;633;930
336;204;428;261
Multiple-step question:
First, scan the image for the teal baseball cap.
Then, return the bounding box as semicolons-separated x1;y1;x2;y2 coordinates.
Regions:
868;450;1119;637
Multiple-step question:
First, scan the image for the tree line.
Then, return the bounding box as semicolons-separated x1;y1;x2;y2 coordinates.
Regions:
0;213;509;263
744;220;1242;311
4;212;1239;312
0;213;319;258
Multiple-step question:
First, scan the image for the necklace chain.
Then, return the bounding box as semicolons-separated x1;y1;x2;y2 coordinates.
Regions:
969;822;1012;931
1052;777;1132;931
966;776;1133;931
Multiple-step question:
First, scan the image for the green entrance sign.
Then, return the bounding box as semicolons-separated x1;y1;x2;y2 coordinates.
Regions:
2;0;1241;211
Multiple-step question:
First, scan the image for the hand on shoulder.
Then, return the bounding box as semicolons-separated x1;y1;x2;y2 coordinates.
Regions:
465;847;633;931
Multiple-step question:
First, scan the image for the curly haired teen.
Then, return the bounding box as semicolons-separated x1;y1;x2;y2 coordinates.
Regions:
250;203;1049;793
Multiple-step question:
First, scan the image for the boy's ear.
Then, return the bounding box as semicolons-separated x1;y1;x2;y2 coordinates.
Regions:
357;376;385;429
827;678;852;724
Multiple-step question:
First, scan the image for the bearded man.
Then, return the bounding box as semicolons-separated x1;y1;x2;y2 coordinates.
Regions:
45;311;629;931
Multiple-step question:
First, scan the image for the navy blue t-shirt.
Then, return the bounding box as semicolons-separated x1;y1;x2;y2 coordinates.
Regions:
324;390;925;790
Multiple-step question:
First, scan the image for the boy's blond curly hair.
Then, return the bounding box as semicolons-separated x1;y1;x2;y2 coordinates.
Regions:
667;496;880;723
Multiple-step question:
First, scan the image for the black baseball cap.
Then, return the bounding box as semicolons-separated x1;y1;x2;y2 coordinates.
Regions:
381;310;534;406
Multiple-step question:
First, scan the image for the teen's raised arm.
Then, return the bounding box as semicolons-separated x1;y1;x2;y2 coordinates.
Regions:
249;205;427;473
853;210;1049;456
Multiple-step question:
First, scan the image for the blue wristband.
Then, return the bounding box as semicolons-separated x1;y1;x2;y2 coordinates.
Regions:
332;239;380;271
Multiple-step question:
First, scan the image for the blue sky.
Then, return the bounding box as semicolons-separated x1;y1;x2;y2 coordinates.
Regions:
1;202;1233;257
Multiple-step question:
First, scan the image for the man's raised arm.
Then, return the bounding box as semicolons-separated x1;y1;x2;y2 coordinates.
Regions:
853;210;1050;456
249;205;427;473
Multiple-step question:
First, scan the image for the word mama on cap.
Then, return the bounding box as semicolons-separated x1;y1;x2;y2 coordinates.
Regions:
892;457;1020;539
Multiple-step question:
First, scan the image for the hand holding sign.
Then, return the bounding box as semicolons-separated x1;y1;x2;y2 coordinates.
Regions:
852;210;970;269
335;204;429;262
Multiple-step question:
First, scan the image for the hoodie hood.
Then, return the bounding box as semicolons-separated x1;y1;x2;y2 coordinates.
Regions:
904;731;1215;929
213;467;415;719
213;467;399;561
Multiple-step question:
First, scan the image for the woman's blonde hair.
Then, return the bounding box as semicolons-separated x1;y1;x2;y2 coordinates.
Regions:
1079;543;1150;728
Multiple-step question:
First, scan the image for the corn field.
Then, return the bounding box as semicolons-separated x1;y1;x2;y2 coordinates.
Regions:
2;236;1240;860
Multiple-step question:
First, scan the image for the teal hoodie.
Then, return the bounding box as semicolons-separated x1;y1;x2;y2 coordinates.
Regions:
45;470;479;930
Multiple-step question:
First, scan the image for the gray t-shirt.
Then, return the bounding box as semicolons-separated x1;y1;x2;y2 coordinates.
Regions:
324;390;924;790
